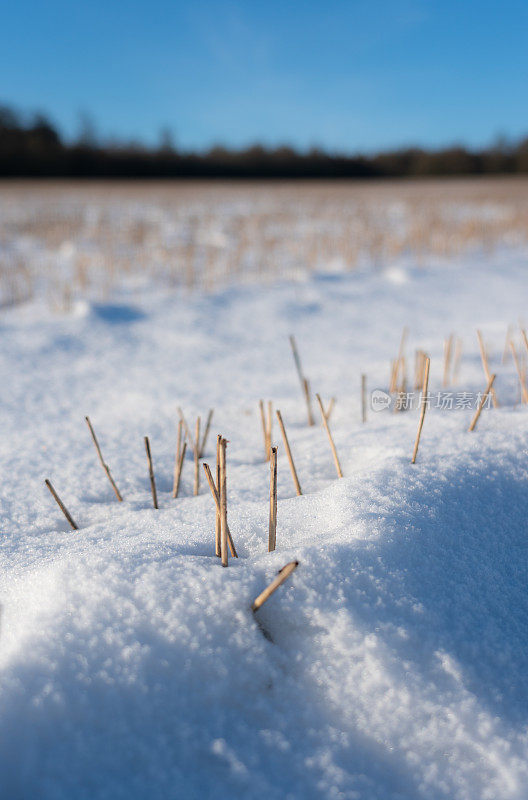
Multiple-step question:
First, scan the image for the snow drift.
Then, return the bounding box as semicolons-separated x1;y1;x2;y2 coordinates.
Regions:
1;245;528;799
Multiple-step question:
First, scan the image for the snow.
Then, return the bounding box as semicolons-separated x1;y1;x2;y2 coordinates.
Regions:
1;238;528;799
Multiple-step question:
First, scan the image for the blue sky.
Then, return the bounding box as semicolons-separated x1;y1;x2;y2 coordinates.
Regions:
1;0;527;152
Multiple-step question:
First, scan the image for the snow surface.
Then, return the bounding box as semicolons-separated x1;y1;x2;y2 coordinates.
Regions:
1;244;528;799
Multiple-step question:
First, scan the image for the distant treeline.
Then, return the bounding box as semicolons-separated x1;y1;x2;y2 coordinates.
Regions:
2;105;528;179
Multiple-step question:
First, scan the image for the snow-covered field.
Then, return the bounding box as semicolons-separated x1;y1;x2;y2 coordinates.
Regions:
2;178;528;309
1;184;528;799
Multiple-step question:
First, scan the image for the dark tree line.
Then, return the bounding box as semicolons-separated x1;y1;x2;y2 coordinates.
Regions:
1;105;528;179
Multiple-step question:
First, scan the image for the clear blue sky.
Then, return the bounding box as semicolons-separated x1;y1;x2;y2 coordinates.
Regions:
1;0;527;152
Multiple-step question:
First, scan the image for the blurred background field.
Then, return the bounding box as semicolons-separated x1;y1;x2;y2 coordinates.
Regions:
2;176;528;310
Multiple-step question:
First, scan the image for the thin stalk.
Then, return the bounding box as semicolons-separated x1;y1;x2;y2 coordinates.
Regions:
44;479;79;530
275;410;302;496
411;357;430;464
251;561;299;612
268;446;278;552
85;416;123;501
